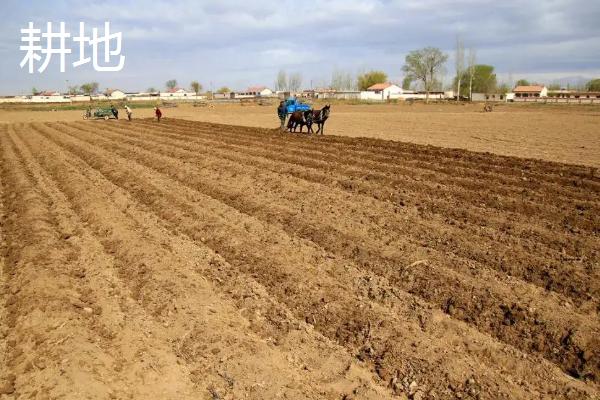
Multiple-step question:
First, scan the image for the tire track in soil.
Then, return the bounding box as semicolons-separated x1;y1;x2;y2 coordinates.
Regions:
55;121;600;383
75;120;599;307
29;123;599;399
14;124;393;400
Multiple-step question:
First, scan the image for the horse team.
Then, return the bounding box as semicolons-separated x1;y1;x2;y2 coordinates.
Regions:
286;104;331;135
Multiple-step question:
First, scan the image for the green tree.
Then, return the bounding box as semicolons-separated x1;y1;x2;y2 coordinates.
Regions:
190;81;202;95
166;79;178;90
31;87;39;95
454;64;497;95
80;82;99;95
401;76;412;90
516;79;530;87
147;87;157;93
216;86;231;94
402;47;448;103
585;78;600;91
357;70;388;91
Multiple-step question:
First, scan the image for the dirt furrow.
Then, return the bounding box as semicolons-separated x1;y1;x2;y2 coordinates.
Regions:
0;125;9;396
132;119;599;242
29;123;599;398
5;125;215;399
79;121;598;300
15;124;392;400
0;125;136;398
155;118;600;203
56;121;600;382
154;118;596;184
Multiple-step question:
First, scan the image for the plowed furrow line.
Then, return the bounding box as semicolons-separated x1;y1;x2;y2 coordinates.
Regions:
28;124;600;399
158;118;600;197
14;125;373;400
68;122;599;308
114;120;598;243
55;122;600;381
0;126;8;391
82;121;597;277
7;127;218;398
0;125;128;398
132;120;599;235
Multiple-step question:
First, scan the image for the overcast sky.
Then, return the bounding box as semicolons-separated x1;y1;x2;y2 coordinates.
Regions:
1;0;599;95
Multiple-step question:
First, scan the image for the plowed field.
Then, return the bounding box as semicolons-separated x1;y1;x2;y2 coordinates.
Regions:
1;119;599;399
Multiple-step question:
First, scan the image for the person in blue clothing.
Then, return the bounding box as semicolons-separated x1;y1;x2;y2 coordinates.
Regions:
277;101;287;130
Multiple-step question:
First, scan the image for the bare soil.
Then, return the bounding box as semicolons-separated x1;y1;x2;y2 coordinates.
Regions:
1;103;599;167
0;118;598;399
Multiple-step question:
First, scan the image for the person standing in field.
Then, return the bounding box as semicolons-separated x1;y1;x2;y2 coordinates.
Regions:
110;104;119;120
154;106;162;122
125;104;132;121
277;101;287;130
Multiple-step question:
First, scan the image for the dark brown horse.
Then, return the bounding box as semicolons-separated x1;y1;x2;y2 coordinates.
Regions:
311;104;330;135
287;110;314;133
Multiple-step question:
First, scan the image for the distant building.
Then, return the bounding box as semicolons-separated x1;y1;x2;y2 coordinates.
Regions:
31;91;70;103
237;86;273;97
512;85;548;99
311;88;360;100
471;93;507;102
361;83;403;101
105;89;126;99
160;88;195;98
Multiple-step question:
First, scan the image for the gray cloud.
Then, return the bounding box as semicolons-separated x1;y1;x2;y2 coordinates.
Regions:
1;0;599;94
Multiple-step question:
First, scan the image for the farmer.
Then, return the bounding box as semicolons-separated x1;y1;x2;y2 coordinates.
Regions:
125;104;132;121
154;106;162;122
277;101;287;130
110;104;119;120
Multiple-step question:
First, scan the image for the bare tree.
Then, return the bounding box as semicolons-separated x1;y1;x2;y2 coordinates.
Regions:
402;47;448;103
288;72;303;93
331;69;356;91
455;35;464;101
467;48;476;101
275;70;287;91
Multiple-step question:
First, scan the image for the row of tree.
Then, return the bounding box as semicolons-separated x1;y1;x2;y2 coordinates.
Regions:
36;73;600;99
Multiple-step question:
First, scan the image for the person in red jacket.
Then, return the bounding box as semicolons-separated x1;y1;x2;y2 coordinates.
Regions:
154;106;162;122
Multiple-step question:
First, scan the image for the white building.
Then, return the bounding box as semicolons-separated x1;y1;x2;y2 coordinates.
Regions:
31;91;70;103
105;89;127;100
360;83;404;101
160;88;195;98
236;86;274;98
512;85;548;99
